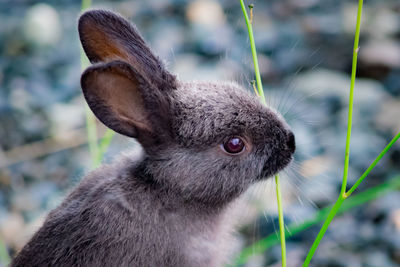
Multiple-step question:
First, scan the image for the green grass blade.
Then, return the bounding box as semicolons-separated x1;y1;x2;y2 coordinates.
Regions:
303;0;365;264
346;131;400;196
0;237;10;266
238;1;286;265
239;0;265;104
275;174;286;267
81;0;92;10
80;0;99;167
302;196;344;266
94;129;115;166
238;1;286;266
340;0;364;195
84;105;98;166
81;0;115;167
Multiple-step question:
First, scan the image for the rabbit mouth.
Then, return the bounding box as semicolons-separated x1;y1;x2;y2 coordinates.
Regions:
258;153;294;180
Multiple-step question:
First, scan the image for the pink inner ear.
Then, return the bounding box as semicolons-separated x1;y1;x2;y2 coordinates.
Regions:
92;70;152;133
116;110;151;132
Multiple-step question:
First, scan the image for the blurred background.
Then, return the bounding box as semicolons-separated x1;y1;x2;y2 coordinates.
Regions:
1;0;400;266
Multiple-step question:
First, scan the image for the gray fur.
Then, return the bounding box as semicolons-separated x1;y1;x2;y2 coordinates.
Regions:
11;10;295;267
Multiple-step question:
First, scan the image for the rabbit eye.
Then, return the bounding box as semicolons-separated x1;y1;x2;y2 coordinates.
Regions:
221;137;245;155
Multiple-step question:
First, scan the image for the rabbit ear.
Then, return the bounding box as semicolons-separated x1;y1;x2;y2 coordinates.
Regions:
78;10;176;90
81;60;170;144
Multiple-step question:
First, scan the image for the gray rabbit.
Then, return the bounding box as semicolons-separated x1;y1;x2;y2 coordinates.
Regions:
11;10;295;267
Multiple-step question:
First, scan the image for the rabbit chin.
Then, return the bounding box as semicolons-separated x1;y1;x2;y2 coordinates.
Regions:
258;153;294;180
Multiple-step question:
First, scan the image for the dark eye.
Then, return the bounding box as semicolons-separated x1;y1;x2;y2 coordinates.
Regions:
222;137;245;154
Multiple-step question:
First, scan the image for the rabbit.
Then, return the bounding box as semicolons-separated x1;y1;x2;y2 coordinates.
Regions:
11;10;295;267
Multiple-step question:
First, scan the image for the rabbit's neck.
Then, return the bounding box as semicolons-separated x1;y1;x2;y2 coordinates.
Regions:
133;153;248;208
130;157;228;214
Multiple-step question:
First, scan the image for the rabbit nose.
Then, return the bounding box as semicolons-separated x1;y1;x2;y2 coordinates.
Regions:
287;131;296;154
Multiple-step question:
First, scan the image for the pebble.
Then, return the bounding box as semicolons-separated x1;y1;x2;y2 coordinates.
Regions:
186;0;225;27
360;40;400;68
375;98;400;135
23;4;61;46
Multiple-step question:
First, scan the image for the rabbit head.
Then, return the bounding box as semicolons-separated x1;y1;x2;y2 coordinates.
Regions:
79;10;295;205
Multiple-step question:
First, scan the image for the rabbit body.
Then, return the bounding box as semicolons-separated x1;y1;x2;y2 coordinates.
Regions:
12;10;295;267
12;150;235;267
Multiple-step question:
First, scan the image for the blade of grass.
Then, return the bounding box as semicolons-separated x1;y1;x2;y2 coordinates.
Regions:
0;238;10;266
81;0;115;167
302;196;344;266
275;174;286;267
239;1;265;105
302;138;400;264
302;135;400;264
80;0;99;167
239;1;286;266
81;0;91;10
340;0;363;196
346;131;400;196
233;175;400;266
84;106;98;166
94;129;115;166
303;1;364;264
